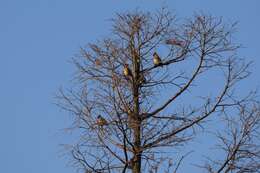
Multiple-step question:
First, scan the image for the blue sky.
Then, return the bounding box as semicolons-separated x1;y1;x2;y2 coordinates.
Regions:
0;1;260;173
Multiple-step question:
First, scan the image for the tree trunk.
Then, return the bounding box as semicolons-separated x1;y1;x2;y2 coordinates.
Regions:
132;88;141;173
132;42;141;173
132;123;141;173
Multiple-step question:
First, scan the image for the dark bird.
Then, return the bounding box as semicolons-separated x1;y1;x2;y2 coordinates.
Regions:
123;64;132;77
153;52;162;66
138;73;146;85
94;59;101;66
97;115;108;126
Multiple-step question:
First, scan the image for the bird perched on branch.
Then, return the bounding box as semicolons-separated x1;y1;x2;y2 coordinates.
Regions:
123;64;132;78
153;52;162;66
138;73;146;85
96;115;108;126
94;59;102;66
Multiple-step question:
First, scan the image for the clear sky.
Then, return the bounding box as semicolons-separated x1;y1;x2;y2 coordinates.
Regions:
0;1;260;173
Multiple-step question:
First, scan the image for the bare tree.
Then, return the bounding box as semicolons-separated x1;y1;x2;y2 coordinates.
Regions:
56;8;260;173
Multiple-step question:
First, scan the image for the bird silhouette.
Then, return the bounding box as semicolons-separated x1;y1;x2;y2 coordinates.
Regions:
94;59;101;66
138;73;146;85
123;64;133;78
97;115;108;126
153;52;162;66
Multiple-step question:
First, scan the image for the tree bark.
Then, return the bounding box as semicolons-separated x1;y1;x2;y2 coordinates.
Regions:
132;40;142;173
